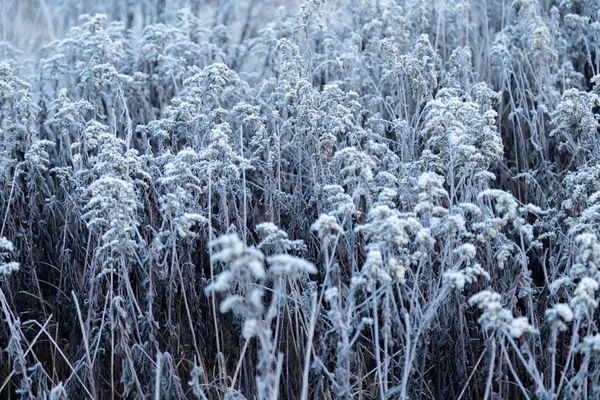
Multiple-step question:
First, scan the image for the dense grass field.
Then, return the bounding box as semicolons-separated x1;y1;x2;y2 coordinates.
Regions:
1;0;600;398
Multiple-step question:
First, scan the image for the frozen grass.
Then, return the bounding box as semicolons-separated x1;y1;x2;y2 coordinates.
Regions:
1;0;600;398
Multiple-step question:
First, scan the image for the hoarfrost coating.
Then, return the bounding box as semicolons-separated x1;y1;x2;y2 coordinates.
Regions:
1;0;600;399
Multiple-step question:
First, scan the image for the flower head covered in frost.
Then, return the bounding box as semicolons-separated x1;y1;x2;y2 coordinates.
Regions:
359;249;392;292
545;304;574;332
160;148;202;193
578;335;600;357
52;14;126;97
417;172;448;203
206;233;316;341
149;62;242;148
157;148;209;241
415;173;443;212
469;290;536;338
260;240;317;318
256;222;306;254
23;140;54;175
312;214;343;245
477;189;518;224
455;243;476;261
320;185;357;219
199;122;251;188
414;172;466;239
206;234;266;294
78;121;151;193
331;147;375;193
381;34;437;102
570;277;599;317
175;213;207;238
443;243;490;290
469;290;508;332
509;317;538;339
443;271;467;291
316;83;365;148
0;61;40;164
495;245;514;270
83;176;140;251
560;164;600;220
444;264;489;291
421;85;503;180
0;237;19;276
267;254;317;280
357;205;424;251
205;234;267;340
474;189;538;248
550;89;600;160
570;233;600;278
178;63;245;116
376;187;398;208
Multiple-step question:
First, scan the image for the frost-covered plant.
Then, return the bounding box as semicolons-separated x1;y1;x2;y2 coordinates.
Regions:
207;233;316;399
256;222;306;254
4;1;600;398
381;34;438;118
0;62;39;160
421;84;503;189
311;213;343;245
570;277;599;317
550;89;600;163
469;290;515;334
443;245;489;291
546;303;574;332
0;237;19;276
83;176;139;252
